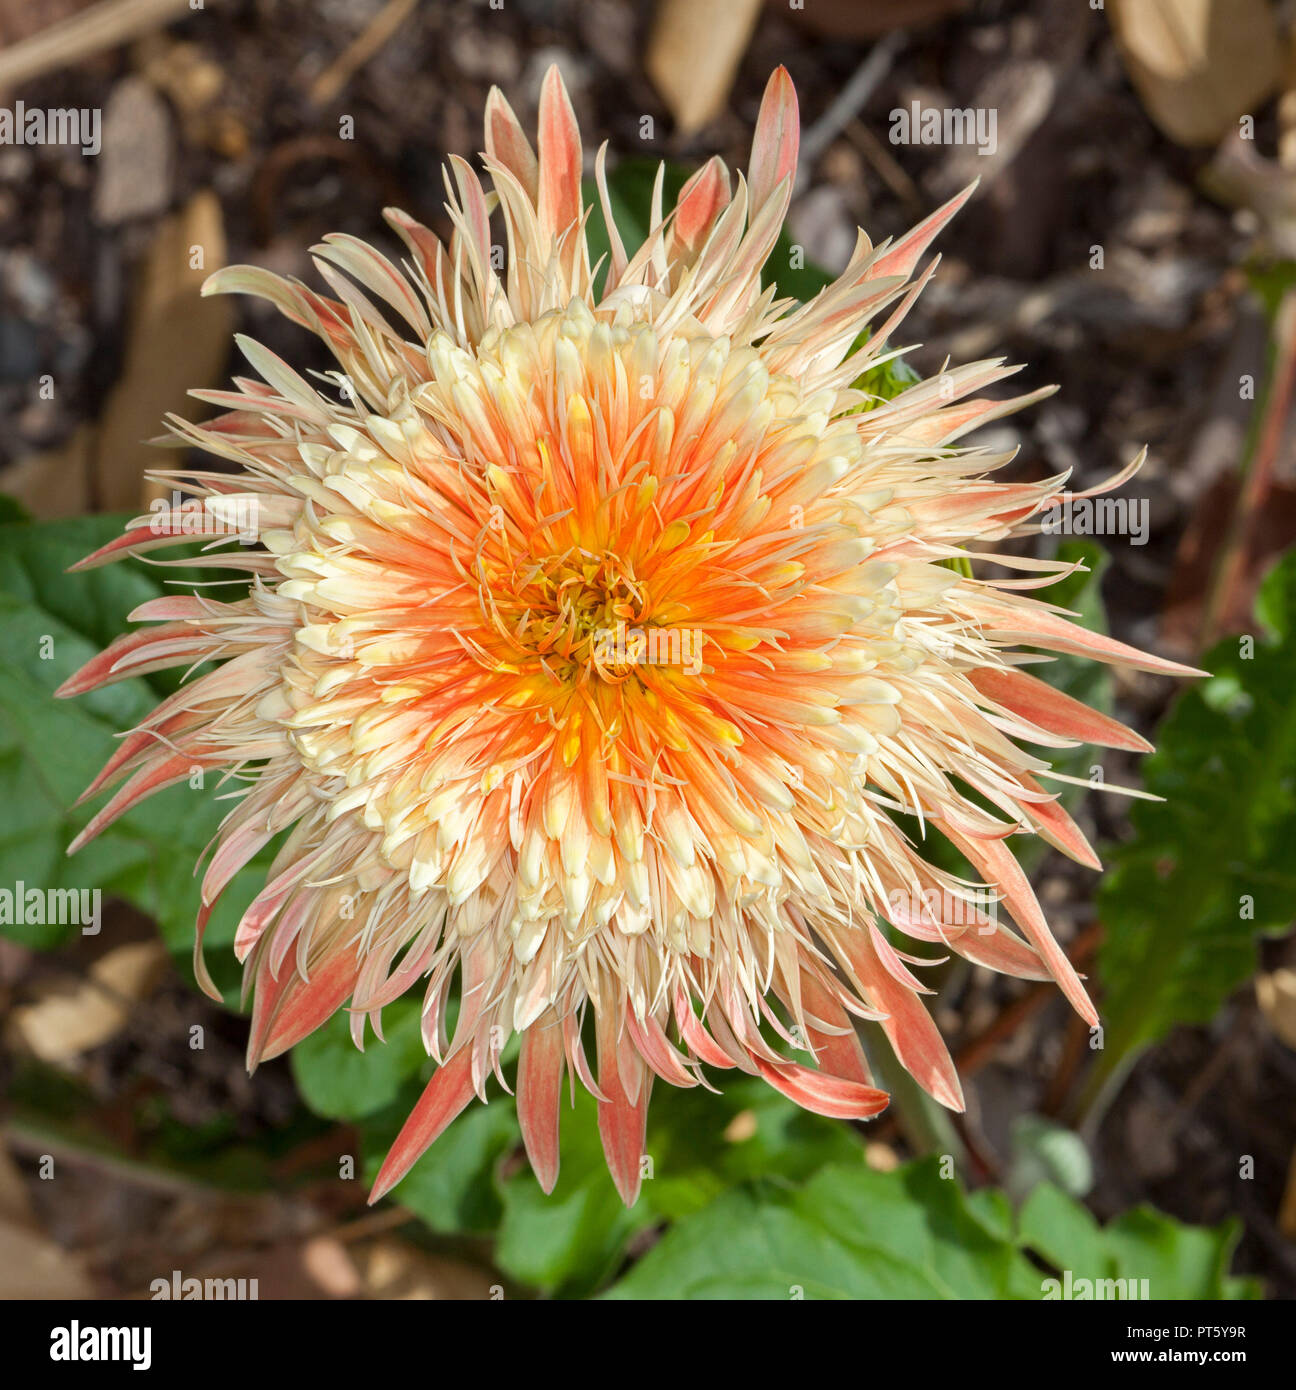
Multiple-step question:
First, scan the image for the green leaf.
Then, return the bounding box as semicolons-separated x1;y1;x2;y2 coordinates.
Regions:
492;1074;861;1295
360;1094;520;1237
292;997;428;1122
1020;1184;1259;1300
850;352;922;409
1006;1116;1093;1200
495;1088;653;1295
606;1156;1258;1300
1094;549;1296;1075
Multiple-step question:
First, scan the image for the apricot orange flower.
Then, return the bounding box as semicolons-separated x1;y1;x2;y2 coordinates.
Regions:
60;67;1197;1204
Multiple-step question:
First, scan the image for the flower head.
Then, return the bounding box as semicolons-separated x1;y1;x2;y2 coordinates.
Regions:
61;67;1198;1204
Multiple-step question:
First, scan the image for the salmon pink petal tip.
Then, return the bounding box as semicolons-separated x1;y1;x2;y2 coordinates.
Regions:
63;66;1190;1204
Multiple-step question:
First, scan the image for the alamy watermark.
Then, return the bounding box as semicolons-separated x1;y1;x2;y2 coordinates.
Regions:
889;100;997;158
0;102;101;156
0;883;101;935
150;1270;260;1300
50;1323;150;1371
1040;493;1149;545
887;886;999;933
591;622;704;676
1041;1270;1150;1300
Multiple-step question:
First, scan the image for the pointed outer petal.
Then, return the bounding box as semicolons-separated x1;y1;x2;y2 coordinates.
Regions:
704;1004;767;1072
126;593;215;622
383;207;450;288
1018;776;1103;870
561;1003;606;1102
593;143;629;289
1067;447;1146;501
351;926;441;1017
673;988;739;1070
233;335;330;423
76;712;198;805
54;624;208;698
189;902;223;1002
448;939;496;1055
949;919;1052;981
881;890;1050;980
968;597;1208;677
624;1011;699;1088
67;522;200;571
841;262;937;371
798;968;875;1086
909;481;1048;525
445;156;496;289
867;180;977;283
536;65;583;251
203;792;311;918
319;231;430;326
671;156;730;259
828;927;965;1112
484;85;539;200
751;1053;890;1120
747;66;799;218
646;159;668;281
596;1009;651;1206
368;1048;478;1205
905;385;1057;448
253;938;361;1064
517;1015;564;1193
967;666;1153;753
245;943;289;1057
868;922;935;995
941;820;1098;1026
232;857;315;962
201;265;353;349
66;753;214;853
702;179;796;321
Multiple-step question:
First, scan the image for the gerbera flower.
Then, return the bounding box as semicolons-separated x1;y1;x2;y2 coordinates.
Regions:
60;67;1198;1205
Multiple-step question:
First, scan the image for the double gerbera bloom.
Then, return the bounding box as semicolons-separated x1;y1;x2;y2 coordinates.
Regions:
61;69;1194;1204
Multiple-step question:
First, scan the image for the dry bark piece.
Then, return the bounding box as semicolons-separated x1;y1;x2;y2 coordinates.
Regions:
93;189;233;511
1257;969;1296;1051
646;0;763;135
93;75;173;226
0;424;93;518
7;939;169;1062
0;0;190;91
0;1219;96;1298
1108;0;1283;148
351;1237;497;1300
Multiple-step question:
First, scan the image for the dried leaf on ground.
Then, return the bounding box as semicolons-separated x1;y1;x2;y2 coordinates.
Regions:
0;1217;96;1298
1257;969;1296;1050
351;1237;496;1300
646;0;762;135
93;190;232;511
1108;0;1283;147
8;939;169;1062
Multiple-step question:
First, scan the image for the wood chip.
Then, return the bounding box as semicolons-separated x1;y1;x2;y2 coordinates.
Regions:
8;940;169;1063
646;0;762;135
1256;968;1296;1051
0;0;190;92
1108;0;1283;148
93;189;233;511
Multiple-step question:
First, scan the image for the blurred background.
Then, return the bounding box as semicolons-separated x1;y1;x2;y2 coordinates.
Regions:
1;0;1295;1300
